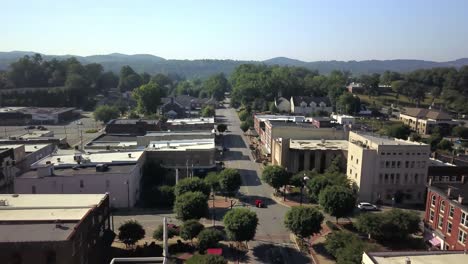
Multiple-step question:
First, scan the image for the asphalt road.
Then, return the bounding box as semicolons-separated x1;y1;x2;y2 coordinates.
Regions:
0;112;103;147
217;106;311;264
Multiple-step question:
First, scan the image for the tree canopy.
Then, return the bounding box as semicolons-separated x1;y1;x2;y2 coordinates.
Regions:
261;165;290;192
218;168;242;197
284;206;324;239
223;208;258;243
180;220;205;242
174;191;209;221
153;224;179;241
319;185;356;223
94;104;120;123
175;177;211;197
197;229;224;252
117;220;146;247
186;254;227;264
132;82;162;114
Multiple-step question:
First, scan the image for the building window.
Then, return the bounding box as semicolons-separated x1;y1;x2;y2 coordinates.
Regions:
430;210;435;222
380;161;384;168
458;230;467;244
451;176;457;181
80;180;84;188
356;159;359;164
379;174;383;184
449;206;454;218
440;201;446;213
431;195;436;206
397;161;401;168
438;216;444;229
384;174;388;184
414;174;419;184
442;176;449;182
350;169;352;175
386;161;390;168
461;212;468;227
447;222;452;235
405;161;409;168
351;155;353;161
404;174;408;183
391;161;395;168
32;185;36;194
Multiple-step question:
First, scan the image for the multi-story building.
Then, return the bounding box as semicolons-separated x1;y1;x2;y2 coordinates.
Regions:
399;107;458;135
272;138;348;173
347;131;430;204
362;251;468;264
263;120;346;154
14;151;145;208
165;117;215;131
253;114;305;142
290;96;333;115
424;176;468;250
0;193;111;264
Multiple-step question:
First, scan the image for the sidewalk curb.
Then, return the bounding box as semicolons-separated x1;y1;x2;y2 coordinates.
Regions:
270;194;292;208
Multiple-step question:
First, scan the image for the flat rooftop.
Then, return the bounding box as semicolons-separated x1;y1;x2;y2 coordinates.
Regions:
108;119;160;125
350;132;424;146
255;115;305;122
0;143;50;153
147;138;215;151
267;120;316;128
144;131;213;137
290;139;348;151
0;106;75;115
365;251;468;264
166;117;215;125
93;134;138;143
32;150;144;168
0;194;106;242
19;164;137;179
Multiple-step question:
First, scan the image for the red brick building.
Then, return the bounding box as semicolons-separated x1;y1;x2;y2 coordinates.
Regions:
424;176;468;250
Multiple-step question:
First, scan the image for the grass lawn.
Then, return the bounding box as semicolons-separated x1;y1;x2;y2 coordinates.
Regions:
357;91;443;109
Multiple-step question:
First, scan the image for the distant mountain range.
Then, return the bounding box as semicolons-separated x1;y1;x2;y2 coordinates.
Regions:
1;51;468;79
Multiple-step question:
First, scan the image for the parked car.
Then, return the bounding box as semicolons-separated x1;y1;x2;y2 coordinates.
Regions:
357;202;378;211
37;125;47;130
25;126;35;130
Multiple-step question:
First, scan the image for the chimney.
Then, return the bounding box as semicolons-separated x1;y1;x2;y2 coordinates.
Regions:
459;195;464;204
405;257;411;264
447;187;452;197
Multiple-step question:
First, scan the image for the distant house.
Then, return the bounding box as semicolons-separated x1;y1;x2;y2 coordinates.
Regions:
160;95;218;118
399;108;458;135
290;96;332;115
274;97;291;113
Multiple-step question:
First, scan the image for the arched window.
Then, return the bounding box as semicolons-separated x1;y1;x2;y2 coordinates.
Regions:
431;195;436;206
440;200;446;213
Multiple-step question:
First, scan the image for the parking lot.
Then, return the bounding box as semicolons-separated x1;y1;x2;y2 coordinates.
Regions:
0;112;104;147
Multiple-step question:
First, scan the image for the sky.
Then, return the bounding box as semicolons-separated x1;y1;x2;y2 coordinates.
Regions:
2;0;468;61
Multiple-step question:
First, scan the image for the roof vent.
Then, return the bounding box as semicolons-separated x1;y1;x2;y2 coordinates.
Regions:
128;153;132;158
57;158;61;162
46;161;51;164
405;257;411;264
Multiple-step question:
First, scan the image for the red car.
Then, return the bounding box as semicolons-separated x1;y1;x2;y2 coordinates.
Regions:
255;199;265;208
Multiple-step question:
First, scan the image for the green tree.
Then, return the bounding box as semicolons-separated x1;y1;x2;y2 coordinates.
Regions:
355;213;383;239
201;105;215;117
153;224;179;241
223;208;258;244
218;168;242;198
325;231;374;264
117;220;145;247
180;220;205;242
240;121;250;132
262;165;290;197
174;191;209;221
452;126;468;139
269;102;279;113
217;124;227;133
284;207;324;240
385;123;411;139
93;105;120;123
197;229;224;252
337;93;360;115
204;73;229;100
437;139;453;151
175;177;211;197
186;254;227;264
238;109;250;121
118;65;141;92
319;185;356;223
290;170;317;187
204;172;221;191
148;185;175;208
305;173;349;203
133;82;162;114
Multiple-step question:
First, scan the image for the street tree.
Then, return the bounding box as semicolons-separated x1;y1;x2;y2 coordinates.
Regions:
204;172;221;191
197;228;224;252
262;165;290;197
118;65;141;92
175;177;211;197
204;73;229;100
180;220;205;243
186;254;227;264
223;208;258;244
284;207;324;240
385;123;411;139
355;213;382;239
94;105;120;123
117;220;145;248
437;139;453;151
201;105;215;117
174;191;209;221
217;124;228;133
290;170;317;187
452;126;468;139
240;121;250;132
319;185;356;223
153;224;179;241
132;82;162;114
218;168;242;198
305;175;333;203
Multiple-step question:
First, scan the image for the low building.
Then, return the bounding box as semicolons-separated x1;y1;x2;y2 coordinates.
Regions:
272;138;348;173
253;114;306;144
308;117;334;128
165;117;215;131
0;107;76;125
347;131;430;204
85;134;139;152
362;251;468;264
263;120;347;154
145;138;216;180
424;176;468;250
290;96;333;115
14;151;145;208
105;119;161;135
347;82;365;94
274;97;291;113
399;108;458;135
0;193;112;264
331;114;356;126
137;131;214;147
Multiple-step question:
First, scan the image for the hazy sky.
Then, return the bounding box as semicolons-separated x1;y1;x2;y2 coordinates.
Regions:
3;0;468;61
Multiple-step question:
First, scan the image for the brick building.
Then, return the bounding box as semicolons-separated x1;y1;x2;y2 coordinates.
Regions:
424;176;468;250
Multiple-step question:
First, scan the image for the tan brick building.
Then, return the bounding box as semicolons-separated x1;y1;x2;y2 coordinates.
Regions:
399;108;457;135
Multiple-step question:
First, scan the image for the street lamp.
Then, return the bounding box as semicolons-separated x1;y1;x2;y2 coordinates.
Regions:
300;174;310;206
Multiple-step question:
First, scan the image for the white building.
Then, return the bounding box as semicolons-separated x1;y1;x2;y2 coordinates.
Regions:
290;96;333;115
274;97;291;113
347;131;430;204
331;114;356;126
14;151;145;208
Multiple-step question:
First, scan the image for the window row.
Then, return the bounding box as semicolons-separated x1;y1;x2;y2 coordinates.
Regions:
378;173;422;184
380;160;426;169
380;152;429;156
